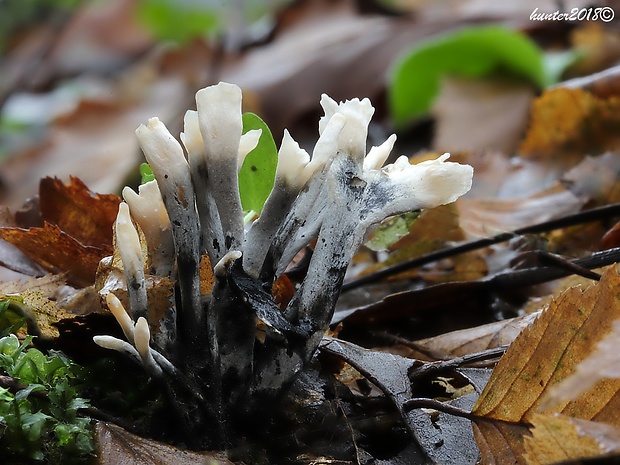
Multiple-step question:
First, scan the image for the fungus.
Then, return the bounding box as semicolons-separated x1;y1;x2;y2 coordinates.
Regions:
95;81;473;449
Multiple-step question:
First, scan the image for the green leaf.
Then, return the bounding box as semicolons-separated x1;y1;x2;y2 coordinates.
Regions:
14;383;45;402
0;334;20;356
137;0;221;44
139;162;155;184
238;112;278;214
20;410;50;443
365;211;420;252
13;348;46;384
388;26;547;127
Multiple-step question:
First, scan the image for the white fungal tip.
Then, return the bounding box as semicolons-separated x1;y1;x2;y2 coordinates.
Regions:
105;292;135;343
214;250;243;277
276;130;311;187
364;134;397;171
238;129;262;167
134;317;151;362
180;110;202;156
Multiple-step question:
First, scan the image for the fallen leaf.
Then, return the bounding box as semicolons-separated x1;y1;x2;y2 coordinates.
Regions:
94;422;235;465
472;419;531;465
458;185;583;238
540;318;620;411
0;274;67;298
601;220;620;250
199;254;214;295
0;222;109;287
39;176;121;247
0;68;187;210
473;266;620;424
567;23;620;78
468;266;620;464
320;337;483;463
272;274;295;308
519;87;620;161
562;152;620;205
19;290;75;339
432;75;534;154
523;414;620;465
411;312;538;359
360;204;486;281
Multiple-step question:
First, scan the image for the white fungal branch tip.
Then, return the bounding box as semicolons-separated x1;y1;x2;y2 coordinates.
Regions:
238;129;262;168
214;250;243;278
106;293;134;344
196;82;243;162
115;202;143;273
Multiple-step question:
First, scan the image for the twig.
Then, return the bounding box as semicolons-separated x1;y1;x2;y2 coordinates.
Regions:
343;203;620;292
402;397;474;419
408;346;508;381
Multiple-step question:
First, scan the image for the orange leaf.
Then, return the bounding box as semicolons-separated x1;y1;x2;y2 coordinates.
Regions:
0;222;109;287
39;176;121;247
473;266;620;425
519;87;620;160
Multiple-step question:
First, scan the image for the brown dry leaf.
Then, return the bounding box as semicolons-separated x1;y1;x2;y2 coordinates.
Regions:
410;312;538;359
601;220;620;250
568;23;620;78
432;75;535;154
457;185;583;238
0;274;67;298
469;266;620;464
472;420;530;465
94;422;234;465
0;66;187;210
562;152;620;205
540;318;620;411
39;176;121;247
523;414;620;465
464;266;620;463
473;265;620;423
0;222;109;287
19;290;74;339
521;268;608;316
519;87;620;161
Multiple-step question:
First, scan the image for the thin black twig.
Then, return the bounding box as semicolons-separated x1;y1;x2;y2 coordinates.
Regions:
343;203;620;292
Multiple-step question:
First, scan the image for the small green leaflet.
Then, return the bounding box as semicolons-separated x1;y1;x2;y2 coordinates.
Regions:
139;163;155;184
365;212;420;252
239;112;278;215
389;26;547;127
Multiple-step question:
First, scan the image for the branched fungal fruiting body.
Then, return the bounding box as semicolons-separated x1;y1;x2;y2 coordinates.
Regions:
94;82;473;449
